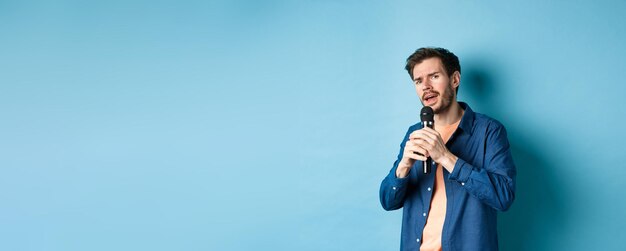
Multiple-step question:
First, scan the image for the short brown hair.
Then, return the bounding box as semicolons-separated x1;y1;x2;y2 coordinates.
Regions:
405;47;461;93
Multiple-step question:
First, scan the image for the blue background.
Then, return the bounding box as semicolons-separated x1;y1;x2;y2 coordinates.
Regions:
2;0;625;250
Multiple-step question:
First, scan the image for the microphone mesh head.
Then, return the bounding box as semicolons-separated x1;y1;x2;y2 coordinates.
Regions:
420;106;434;122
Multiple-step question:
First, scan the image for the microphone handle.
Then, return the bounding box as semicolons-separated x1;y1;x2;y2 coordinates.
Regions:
423;120;434;174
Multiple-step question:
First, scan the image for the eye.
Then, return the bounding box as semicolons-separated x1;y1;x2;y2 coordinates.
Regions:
414;80;422;85
431;74;439;80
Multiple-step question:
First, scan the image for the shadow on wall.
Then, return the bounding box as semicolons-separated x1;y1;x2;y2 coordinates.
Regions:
462;59;569;251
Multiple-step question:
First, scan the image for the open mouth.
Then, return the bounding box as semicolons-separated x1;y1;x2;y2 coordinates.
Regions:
423;93;438;104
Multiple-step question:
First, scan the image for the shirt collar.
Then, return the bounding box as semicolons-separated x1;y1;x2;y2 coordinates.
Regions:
457;102;475;136
419;102;475;135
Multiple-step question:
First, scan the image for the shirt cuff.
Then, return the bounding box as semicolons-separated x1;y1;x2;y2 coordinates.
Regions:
388;169;410;189
449;158;472;184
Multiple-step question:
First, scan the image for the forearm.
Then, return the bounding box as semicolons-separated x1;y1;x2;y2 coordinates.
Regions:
448;158;516;211
438;151;458;173
395;164;411;178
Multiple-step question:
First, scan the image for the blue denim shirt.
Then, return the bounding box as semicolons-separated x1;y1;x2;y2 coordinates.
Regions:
380;102;516;251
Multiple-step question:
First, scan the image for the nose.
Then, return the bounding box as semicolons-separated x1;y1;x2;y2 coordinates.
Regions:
421;79;433;91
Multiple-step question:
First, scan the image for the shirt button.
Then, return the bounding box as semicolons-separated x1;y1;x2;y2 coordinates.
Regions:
392;186;397;190
423;213;427;217
427;187;432;191
416;238;420;243
461;182;465;186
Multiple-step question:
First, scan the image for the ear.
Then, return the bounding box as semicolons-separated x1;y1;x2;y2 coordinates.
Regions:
451;71;461;89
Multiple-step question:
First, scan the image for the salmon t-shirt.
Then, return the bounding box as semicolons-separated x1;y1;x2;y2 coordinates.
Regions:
420;119;461;251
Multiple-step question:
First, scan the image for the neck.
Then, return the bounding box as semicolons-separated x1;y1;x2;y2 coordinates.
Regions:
434;101;463;126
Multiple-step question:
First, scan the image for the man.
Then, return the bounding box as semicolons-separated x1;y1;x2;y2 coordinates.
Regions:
379;47;516;251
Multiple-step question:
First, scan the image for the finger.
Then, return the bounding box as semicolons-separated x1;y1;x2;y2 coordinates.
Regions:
405;145;428;156
418;128;439;140
409;130;428;140
407;139;428;148
406;140;422;149
409;129;438;141
411;138;435;150
404;152;428;161
411;131;440;146
405;143;430;157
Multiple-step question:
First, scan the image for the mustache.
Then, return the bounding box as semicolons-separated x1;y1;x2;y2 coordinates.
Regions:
422;91;440;100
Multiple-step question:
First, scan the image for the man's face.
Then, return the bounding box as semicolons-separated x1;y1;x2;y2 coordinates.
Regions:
411;57;459;114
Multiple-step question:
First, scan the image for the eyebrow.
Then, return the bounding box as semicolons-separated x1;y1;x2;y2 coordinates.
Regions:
413;71;441;82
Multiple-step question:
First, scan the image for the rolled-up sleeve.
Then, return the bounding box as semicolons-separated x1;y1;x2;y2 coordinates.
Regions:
448;122;516;211
380;126;416;211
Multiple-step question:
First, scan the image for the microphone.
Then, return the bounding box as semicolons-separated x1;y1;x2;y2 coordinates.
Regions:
420;106;434;174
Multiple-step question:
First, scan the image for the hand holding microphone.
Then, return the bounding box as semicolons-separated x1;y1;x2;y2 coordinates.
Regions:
396;106;434;178
396;106;457;178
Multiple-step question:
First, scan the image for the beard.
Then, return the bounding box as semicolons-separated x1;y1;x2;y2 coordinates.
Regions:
423;83;455;114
